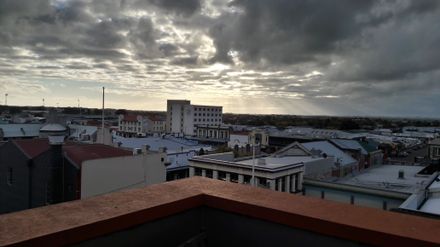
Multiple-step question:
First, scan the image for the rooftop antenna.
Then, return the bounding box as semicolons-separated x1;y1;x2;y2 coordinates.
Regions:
4;93;8;106
102;87;105;144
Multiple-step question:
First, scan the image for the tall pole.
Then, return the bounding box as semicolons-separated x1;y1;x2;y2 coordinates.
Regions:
78;98;81;116
102;87;105;144
4;93;8;106
251;137;256;187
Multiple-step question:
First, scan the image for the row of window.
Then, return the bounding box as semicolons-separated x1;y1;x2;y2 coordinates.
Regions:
195;118;221;122
194;113;221;117
194;107;221;112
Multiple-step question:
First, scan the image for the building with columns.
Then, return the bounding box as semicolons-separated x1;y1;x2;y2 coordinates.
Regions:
194;124;231;143
188;152;318;193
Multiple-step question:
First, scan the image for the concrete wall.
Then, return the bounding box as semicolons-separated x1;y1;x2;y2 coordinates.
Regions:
80;152;166;199
182;105;194;136
304;157;334;178
77;207;360;247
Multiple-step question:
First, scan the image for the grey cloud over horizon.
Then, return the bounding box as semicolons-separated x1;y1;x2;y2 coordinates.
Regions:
0;0;440;117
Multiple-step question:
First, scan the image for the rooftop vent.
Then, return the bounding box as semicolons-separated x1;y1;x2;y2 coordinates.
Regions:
398;169;405;179
257;158;266;166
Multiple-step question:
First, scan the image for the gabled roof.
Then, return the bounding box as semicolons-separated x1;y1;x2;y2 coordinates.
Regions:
330;139;368;155
302;141;357;167
13;139;50;159
63;144;132;167
271;142;312;157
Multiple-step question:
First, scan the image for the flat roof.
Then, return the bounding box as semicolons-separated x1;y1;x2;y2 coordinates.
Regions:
114;135;211;153
419;197;440;215
338;165;429;194
237;156;322;169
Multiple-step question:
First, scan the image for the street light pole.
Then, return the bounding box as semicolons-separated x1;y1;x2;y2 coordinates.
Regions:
4;93;8;106
102;87;105;144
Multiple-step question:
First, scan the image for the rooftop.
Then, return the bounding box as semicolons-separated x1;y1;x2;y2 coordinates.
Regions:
12;138;132;165
115;135;211;154
0;124;43;138
64;144;133;167
0;177;439;246
338;165;430;194
237;156;322;169
302;141;357;167
13;138;50;158
330;139;368;155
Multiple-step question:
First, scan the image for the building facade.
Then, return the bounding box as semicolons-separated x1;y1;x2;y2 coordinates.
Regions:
166;100;223;136
118;114;149;137
189;152;306;193
194;124;230;143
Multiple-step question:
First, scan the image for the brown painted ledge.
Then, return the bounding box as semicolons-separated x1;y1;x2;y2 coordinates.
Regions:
0;177;439;246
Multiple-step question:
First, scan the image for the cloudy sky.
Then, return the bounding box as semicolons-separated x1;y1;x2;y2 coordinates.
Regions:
1;0;440;117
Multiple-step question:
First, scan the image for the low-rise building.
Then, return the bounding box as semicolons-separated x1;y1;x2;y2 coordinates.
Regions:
0;137;166;214
428;139;440;161
189;152;306;193
118;114;149;137
193;124;231;143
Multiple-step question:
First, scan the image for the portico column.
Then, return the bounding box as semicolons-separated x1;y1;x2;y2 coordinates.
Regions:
285;175;291;193
213;170;218;179
291;174;297;192
189;167;195;177
201;169;206;177
269;179;276;190
278;178;283;191
238;174;244;184
298;172;304;191
226;173;231;182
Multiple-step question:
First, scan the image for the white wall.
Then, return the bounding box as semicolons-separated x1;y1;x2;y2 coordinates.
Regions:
80;152;166;199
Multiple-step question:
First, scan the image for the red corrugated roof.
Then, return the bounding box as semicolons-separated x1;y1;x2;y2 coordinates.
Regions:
122;114;139;122
147;114;165;122
13;139;50;159
63;144;132;167
12;139;132;166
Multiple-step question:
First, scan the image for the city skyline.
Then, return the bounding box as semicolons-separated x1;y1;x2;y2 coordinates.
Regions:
1;0;440;117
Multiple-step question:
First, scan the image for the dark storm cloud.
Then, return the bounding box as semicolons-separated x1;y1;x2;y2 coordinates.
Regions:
134;0;202;16
1;0;440;116
209;0;378;64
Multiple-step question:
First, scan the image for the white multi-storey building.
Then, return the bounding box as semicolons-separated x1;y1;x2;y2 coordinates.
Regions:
166;100;223;136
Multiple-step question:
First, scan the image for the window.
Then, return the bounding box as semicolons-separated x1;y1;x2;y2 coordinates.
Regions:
7;167;13;185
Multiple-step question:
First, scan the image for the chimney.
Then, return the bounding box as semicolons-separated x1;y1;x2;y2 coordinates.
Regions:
47;135;65;204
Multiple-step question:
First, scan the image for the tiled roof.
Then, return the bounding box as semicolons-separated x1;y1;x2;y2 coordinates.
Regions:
13;138;50;159
63;144;132;167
